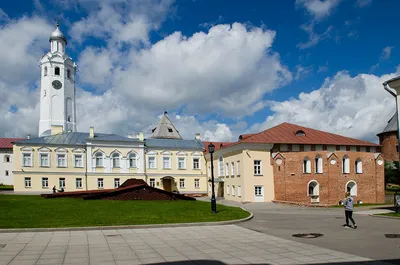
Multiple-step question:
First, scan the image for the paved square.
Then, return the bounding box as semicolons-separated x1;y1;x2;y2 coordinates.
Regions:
0;225;374;265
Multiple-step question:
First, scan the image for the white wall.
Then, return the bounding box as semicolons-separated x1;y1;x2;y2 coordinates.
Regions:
0;150;14;185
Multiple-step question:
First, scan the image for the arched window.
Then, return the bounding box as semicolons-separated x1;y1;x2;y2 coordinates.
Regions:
346;181;357;196
55;67;60;76
303;157;311;173
342;156;350;174
315;156;323;173
355;159;362;174
296;130;306;136
308;180;319;196
44;67;47;76
219;157;224;176
129;153;137;168
95;152;104;167
112;153;120;168
67;69;71;79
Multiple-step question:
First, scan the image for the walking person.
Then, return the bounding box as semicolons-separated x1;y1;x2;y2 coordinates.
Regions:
52;185;57;194
343;192;357;229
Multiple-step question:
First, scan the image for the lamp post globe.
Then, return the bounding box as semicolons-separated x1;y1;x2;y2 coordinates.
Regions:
208;143;217;214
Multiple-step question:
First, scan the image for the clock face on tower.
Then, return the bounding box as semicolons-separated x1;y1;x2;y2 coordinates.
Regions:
52;80;62;90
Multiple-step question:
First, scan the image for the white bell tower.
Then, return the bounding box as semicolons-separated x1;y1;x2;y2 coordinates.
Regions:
38;23;77;137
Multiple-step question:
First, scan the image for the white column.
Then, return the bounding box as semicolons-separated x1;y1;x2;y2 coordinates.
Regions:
87;146;92;172
121;157;128;173
137;147;145;174
105;156;111;173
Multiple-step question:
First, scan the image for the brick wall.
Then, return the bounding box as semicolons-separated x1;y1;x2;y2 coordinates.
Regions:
272;150;385;205
378;132;399;162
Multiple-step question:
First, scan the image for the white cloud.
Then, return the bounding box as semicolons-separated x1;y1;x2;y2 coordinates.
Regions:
381;46;394;60
296;0;341;20
0;9;9;22
295;65;314;80
356;0;373;8
247;69;400;143
297;22;333;49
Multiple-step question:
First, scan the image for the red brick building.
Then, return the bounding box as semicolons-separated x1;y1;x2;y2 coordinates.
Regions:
377;112;399;162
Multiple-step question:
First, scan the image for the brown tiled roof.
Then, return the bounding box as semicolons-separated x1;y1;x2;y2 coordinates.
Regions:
202;141;235;154
0;138;24;149
238;134;256;141
239;122;379;146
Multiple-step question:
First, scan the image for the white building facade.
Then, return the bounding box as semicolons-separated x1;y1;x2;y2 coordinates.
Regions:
1;138;23;185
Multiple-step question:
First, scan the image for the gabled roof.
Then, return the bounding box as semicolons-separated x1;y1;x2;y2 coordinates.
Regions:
377;112;398;135
146;139;204;150
14;132;139;146
0;138;25;149
202;141;235;154
239;122;379;147
150;111;183;140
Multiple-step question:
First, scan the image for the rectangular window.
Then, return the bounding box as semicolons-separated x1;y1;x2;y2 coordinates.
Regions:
23;153;32;167
96;155;103;167
255;186;262;196
225;163;229;176
178;157;186;169
193;158;200;169
227;185;230;195
98;178;104;189
57;154;66;167
232;185;235;196
238;185;242;197
4;155;11;163
114;178;120;188
163;157;171;169
149;178;155;187
129;155;137;168
42;177;48;188
40;154;49;167
59;178;65;189
24;177;31;188
254;160;262;175
112;156;120;168
219;158;224;176
76;178;82;189
237;161;240;176
179;178;185;188
5;170;9;176
195;179;200;189
231;162;235;176
74;155;83;168
148;157;156;169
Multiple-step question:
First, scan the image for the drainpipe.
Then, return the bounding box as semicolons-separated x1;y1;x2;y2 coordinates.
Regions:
84;145;88;191
383;82;400;162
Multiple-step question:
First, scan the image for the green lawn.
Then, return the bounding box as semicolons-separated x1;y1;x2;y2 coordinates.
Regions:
378;213;400;218
0;185;13;190
0;195;250;228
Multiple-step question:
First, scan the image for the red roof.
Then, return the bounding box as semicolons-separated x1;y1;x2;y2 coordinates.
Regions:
0;138;24;149
238;123;379;147
202;141;235;154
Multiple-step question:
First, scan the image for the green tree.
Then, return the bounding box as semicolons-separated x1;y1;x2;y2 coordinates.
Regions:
385;161;400;186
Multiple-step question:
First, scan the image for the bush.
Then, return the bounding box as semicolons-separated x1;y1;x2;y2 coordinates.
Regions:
0;184;13;190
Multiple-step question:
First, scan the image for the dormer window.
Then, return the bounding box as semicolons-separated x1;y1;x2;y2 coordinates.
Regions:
55;67;60;76
296;130;306;136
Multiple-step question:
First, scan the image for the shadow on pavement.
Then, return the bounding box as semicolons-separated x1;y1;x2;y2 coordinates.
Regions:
147;259;400;265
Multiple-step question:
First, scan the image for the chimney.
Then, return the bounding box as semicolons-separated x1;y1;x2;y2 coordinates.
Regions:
51;125;63;135
27;134;31;139
195;133;201;140
89;127;94;138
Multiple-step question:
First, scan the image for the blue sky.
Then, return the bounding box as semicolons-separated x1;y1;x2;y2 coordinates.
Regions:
0;0;399;142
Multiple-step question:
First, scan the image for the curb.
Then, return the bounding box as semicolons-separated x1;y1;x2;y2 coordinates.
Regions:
369;214;400;220
0;209;253;233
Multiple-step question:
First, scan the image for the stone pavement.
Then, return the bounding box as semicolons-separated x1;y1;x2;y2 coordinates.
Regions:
0;225;375;265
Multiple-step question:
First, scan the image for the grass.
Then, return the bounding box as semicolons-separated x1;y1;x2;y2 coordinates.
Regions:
0;185;13;190
386;188;400;195
0;195;250;229
332;203;392;208
377;212;400;218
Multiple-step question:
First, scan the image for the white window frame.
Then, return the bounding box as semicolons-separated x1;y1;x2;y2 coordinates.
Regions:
232;185;235;196
308;180;319;196
178;157;186;169
22;153;32;167
5;170;9;176
148;156;156;169
218;157;224;176
94;152;104;167
74;154;83;168
342;156;350;174
231;162;235;176
225;163;229;176
129;153;137;168
238;185;242;197
98;178;104;189
42;177;48;188
346;180;357;196
303;158;311;173
194;179;200;189
355;159;362;174
59;178;65;188
57;153;67;168
237;161;241;176
179;178;185;189
114;178;120;188
112;153;120;168
76;178;82;189
40;153;50;167
254;186;263;196
227;185;230;195
149;178;155;187
254;160;262;175
24;177;31;188
193;157;200;169
315;156;323;174
163;156;171;169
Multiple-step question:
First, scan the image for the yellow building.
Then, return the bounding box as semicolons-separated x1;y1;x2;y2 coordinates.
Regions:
13;113;207;195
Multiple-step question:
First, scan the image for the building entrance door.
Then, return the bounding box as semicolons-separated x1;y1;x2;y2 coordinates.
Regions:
163;178;173;192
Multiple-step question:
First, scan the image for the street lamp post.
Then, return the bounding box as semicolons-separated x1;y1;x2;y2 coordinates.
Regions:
383;76;400;161
208;143;217;214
